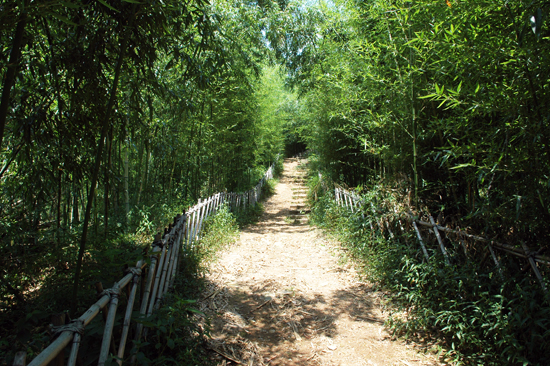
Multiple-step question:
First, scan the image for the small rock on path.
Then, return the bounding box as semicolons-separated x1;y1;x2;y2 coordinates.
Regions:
200;158;443;366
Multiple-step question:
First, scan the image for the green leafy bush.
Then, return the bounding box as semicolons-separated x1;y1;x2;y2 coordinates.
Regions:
311;183;550;365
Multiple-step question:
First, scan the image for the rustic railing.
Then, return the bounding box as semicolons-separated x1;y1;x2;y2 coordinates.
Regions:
334;185;549;295
14;158;278;366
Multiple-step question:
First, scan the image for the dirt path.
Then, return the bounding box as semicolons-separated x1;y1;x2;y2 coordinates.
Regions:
200;158;442;366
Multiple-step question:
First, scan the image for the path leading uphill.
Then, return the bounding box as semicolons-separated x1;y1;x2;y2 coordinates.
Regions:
199;158;443;366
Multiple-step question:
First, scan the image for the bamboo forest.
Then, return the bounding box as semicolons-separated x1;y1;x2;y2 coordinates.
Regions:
1;0;549;364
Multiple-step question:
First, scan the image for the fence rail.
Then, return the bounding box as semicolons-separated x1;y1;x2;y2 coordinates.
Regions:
334;185;549;295
17;157;278;366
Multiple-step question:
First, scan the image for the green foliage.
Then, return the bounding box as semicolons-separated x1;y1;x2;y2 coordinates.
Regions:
197;204;239;263
0;0;288;356
287;0;550;245
272;157;284;178
311;186;550;365
235;202;265;228
130;295;210;366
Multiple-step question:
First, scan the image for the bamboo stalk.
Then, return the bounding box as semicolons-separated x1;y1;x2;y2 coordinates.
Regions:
187;208;196;246
189;205;199;245
429;215;450;265
192;205;201;243
164;216;182;290
98;283;120;366
153;240;175;311
195;200;207;241
412;221;430;261
411;217;550;265
522;242;548;296
168;219;184;289
13;352;26;366
487;242;504;280
132;243;161;354
146;243;167;317
66;331;81;366
116;260;143;365
29;288;114;366
385;220;395;239
49;313;66;366
95;282;117;356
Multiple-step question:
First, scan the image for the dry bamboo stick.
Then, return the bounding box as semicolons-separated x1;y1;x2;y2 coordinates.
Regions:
522;242;548;296
163;217;181;289
131;243;161;357
116;261;142;365
12;352;26;366
412;217;550;265
49;313;66;366
66;332;81;366
191;204;201;244
385;220;395;239
188;208;198;246
195;201;207;242
170;219;186;287
487;243;504;280
429;216;450;265
94;282;117;357
153;241;176;311
146;243;168;317
98;283;120;366
28;288;113;366
412;221;430;261
210;348;242;365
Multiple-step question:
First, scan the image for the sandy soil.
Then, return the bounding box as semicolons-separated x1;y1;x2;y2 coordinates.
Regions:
199;158;444;366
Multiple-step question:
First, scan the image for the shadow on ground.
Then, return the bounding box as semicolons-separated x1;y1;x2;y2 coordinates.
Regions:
201;279;384;365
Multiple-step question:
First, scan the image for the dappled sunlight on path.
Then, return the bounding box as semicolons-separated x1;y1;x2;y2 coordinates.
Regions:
200;158;443;366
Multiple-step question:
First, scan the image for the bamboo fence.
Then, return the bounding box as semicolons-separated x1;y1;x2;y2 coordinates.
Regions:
334;186;549;295
18;158;278;366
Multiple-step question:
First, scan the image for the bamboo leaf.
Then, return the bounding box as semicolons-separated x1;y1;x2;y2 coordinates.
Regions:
97;0;120;12
50;12;79;26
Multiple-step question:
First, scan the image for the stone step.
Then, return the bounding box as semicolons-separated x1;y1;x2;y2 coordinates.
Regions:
289;208;311;214
287;215;309;224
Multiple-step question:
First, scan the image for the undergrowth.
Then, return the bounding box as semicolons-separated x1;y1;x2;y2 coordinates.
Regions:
125;205;240;365
1;170;277;365
310;180;550;366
